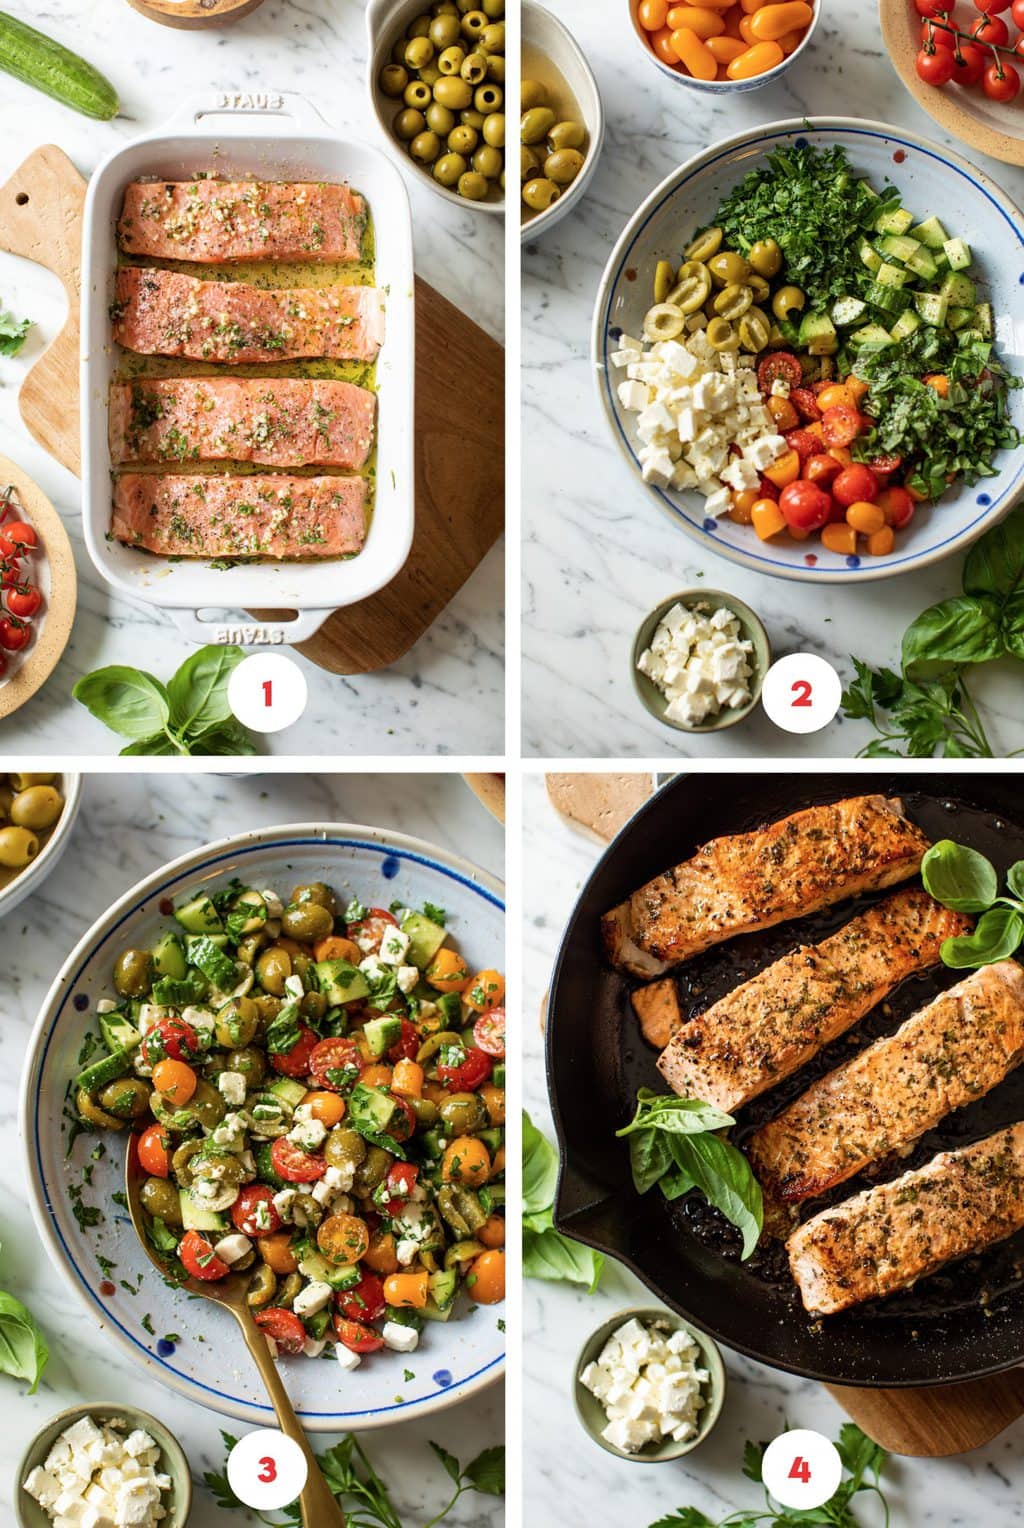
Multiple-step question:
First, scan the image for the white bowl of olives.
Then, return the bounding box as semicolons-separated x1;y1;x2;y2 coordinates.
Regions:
0;772;82;919
521;2;604;242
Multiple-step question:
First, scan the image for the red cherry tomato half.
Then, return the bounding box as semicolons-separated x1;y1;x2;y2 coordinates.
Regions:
869;453;903;474
916;45;955;83
232;1184;283;1238
386;1093;417;1143
950;41;986;82
179;1230;230;1282
832;464;879;507
334;1315;386;1353
308;1036;363;1092
271;1135;328;1183
878;486;916;529
983;59;1021;97
141;1017;201;1067
0;616;30;652
346;907;399;955
383;1161;419;1212
6;584;41;619
474;1007;506;1059
437;1046;493;1092
783;428;820;462
3;521;36;550
137;1123;171;1179
387;1019;420;1065
756;475;780;502
820;404;862;448
804;453;842;487
270;1025;320;1078
336;1271;387;1324
972;11;1010;38
778;480;832;532
255;1308;307;1355
757;352;803;394
789;386;822;422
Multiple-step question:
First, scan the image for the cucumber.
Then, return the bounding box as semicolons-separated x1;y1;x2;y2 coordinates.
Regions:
877;233;920;263
268;1077;307;1110
874;206;914;236
864;281;911;317
99;1014;141;1055
428;1268;458;1311
0;14;118;120
890;307;922;342
905;246;938;281
974;301;993;339
298;1251;362;1290
859;239;883;274
849;324;893;350
364;1015;403;1059
944;236;972;271
875;262;910;289
939;271;976;308
831;296;867;327
946;305;975;332
187;934;236;990
179;1189;225;1233
400;910;448;970
797;310;837;357
314;959;369;1007
152;931;186;981
910;215;949;250
492;1063;506;1088
175;893;223;936
914;291;949;327
420;1296;455;1323
76;1048;132;1093
254;1141;287;1190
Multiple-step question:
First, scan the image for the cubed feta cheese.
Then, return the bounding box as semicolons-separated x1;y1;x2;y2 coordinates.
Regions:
217;1071;247;1106
378;925;410;966
292;1281;333;1318
382;1320;420;1353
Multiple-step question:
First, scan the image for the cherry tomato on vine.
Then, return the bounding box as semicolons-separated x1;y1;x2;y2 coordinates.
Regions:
973;0;1010;13
1;561;22;588
0;617;31;652
922;17;957;44
6;584;41;619
3;521;36;550
951;40;986;82
972;11;1010;39
917;44;956;82
915;0;953;13
983;59;1021;96
1013;0;1024;26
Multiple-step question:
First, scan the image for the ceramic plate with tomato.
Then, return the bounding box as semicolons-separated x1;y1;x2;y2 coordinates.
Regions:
594;116;1024;581
21;824;505;1431
0;454;76;721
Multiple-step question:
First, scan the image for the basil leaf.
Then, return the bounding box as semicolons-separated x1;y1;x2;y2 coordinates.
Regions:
167;645;244;737
668;1133;763;1260
1007;862;1024;901
921;839;999;912
628;1129;674;1195
119;734;183;756
522;1109;559;1215
658;1162;697;1200
265;1002;302;1055
617;1091;735;1138
73;666;171;741
901;596;1004;681
189;719;258;757
0;1291;48;1393
1001;590;1024;662
522;1208;604;1291
941;905;1024;968
462;1446;505;1496
963;506;1024;599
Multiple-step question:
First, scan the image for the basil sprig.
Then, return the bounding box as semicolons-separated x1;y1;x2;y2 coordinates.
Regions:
73;645;257;756
522;1111;604;1291
922;839;1024;967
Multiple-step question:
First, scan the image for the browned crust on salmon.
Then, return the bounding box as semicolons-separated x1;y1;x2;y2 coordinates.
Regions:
112;267;384;364
109;377;376;471
111;473;367;560
652;890;971;1112
118;180;367;264
749;961;1024;1203
788;1122;1024;1315
602;796;931;978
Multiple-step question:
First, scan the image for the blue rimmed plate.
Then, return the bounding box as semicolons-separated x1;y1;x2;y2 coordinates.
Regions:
592;116;1024;583
20;824;504;1432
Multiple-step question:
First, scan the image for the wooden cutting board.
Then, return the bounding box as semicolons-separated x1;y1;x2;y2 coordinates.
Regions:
0;145;504;674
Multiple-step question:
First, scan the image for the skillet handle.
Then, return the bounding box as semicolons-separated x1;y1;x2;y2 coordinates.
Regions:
166;607;334;646
159;90;329;134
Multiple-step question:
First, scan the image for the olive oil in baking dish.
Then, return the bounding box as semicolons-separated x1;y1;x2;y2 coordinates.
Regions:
521;43;588;224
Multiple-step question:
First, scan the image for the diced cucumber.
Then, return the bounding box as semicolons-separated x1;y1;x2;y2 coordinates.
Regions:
797;310;837;356
314;959;369;1007
877;233;920;263
776;317;801;347
255;1141;287;1189
875;262;910;289
152;931;186;981
187;934;236;990
174;893;223;935
492;1063;506;1088
364;1014;403;1059
974;301;993;339
865;281;911;316
849;324;894;350
946;305;974;332
944;236;972;271
859;239;882;274
400;910;448;970
428;1268;458;1311
298;1251;362;1290
99;1014;141;1054
420;1296;456;1324
939;271;976;307
910;215;949;250
478;1127;504;1154
914;291;949;327
348;1083;399;1137
858;179;880;199
487;1181;506;1205
436;992;463;1027
832;296;867;327
179;1189;225;1233
905;246;938;281
269;1077;307;1110
186;931;229;951
76;1048;132;1092
875;206;914;236
891;308;922;341
419;1127;445;1160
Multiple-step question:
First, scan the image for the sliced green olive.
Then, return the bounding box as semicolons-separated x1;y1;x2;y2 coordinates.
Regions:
667;260;711;315
707;250;751;287
653;259;675;305
737;305;771;353
247;1265;277;1310
98;1077;152;1120
706;316;740;352
713;283;753;321
685;225;723;263
747;272;771;302
76;1087;125;1131
643;304;686;342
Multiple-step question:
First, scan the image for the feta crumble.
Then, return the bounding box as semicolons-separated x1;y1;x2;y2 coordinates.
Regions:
23;1413;173;1528
580;1317;710;1454
637;600;754;727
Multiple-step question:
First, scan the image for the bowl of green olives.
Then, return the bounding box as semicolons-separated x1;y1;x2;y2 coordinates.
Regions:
521;2;604;242
0;772;81;919
368;0;505;213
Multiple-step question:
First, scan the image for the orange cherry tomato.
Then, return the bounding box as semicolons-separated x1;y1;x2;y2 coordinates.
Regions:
816;382;856;412
360;1063;393;1089
152;1058;197;1106
777;25;805;51
828;445;855;468
846;500;886;535
727;38;785;74
478;1215;507;1249
313;935;362;964
924;372;950;397
668;3;726;34
748;0;812;38
363;1228;400;1275
738;13;759;40
138;1123;171;1179
302;1090;347;1127
650;23;681;61
670;24;718;75
258;1233;299;1276
638;0;670;25
762;448;801;487
877;485;915;529
425;946;470;993
867;526;896;555
468;1248;506;1305
845;375;870;404
767;396;800;431
707;33;748;59
465;969;505;1012
804;453;842;488
318;1212;370;1266
383;1270;430;1308
821;522;858;556
443;1135;492;1187
751;498;787;540
391;1058;424;1097
481;1083;506;1125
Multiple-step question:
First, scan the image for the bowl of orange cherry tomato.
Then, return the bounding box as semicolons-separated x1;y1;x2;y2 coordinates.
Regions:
631;0;819;90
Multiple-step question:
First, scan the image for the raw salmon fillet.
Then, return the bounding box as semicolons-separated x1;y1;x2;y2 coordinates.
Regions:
111;473;367;559
118;180;367;263
788;1122;1024;1315
601;796;931;979
109;377;376;470
748;961;1024;1204
112;267;384;363
652;890;971;1112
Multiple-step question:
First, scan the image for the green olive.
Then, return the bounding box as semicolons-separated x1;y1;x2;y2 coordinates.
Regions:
642;303;685;342
215;996;258;1050
188;1079;228;1130
247;1264;277;1310
394;107;426;141
439;1091;488;1135
407;1095;439;1126
426;100;456;133
434;1;459;13
652;260;675;305
485;53;505;81
192;1151;244;1187
429;12;461;47
548;119;585;151
277;1272;305;1309
748;237;783;277
433;151;468;187
520;106;555;144
480;20;504;50
520;78;549;110
445;1237;485;1270
458;170;489;200
172;1140;203;1186
252;994;281;1031
433;75;473;109
521;144;542;180
685;225;723;263
714;282;753;321
353;1144;393;1194
482;0;503;13
473;144;503;178
460;8;487;39
301;991;328;1022
437;1183;486;1235
236;930;267;966
404;79;433;110
0;825;38;868
10;785;62;831
140;1177;182;1224
407;14;432;37
404;35;435;69
477;112;501;149
746;272;771;302
416;1030;463;1064
460;50;487;83
448;123;478;154
544;148;583;185
325;1125;367;1170
706;315;740;352
708;250;751;287
114;948;153;998
474;82;502;113
737;305;771;352
460;106;486;128
0;786;12;819
772;284;806;320
256;946;292;996
76;1087;125;1131
10;773;55;788
225;1047;266;1087
380;63;408;96
438;43;466;74
666;261;711;314
282;900;333;942
292;1192;323;1228
99;1077;152;1119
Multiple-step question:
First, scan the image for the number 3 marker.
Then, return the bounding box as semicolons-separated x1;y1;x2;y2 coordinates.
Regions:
227;1430;307;1509
762;1430;841;1510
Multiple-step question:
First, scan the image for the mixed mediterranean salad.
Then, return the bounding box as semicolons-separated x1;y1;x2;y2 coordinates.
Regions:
613;141;1020;557
71;877;506;1367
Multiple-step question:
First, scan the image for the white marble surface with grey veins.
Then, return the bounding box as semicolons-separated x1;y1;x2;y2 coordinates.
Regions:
0;0;503;756
523;775;1024;1525
522;4;1024;757
3;772;504;1524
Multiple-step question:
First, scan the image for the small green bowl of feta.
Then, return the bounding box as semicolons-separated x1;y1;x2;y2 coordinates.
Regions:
17;1405;192;1528
632;589;771;734
574;1307;726;1462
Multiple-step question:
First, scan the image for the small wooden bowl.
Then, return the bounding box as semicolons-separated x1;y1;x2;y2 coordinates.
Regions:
126;0;265;27
880;0;1024;167
0;454;76;722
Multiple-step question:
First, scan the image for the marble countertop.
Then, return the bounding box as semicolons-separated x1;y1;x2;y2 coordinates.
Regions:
522;4;1024;758
523;774;1024;1525
0;0;503;757
4;771;504;1524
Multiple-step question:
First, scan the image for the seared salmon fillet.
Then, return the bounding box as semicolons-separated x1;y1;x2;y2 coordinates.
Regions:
749;960;1024;1204
113;267;384;364
118;180;367;264
109;378;376;470
601;796;930;978
111;473;367;559
652;890;971;1112
788;1122;1024;1315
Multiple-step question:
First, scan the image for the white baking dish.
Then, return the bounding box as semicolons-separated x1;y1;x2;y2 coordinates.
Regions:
81;92;415;644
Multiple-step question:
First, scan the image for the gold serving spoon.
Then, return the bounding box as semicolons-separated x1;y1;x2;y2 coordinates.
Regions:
125;1148;346;1528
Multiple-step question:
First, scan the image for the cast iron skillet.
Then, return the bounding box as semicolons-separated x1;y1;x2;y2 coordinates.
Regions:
546;773;1024;1388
